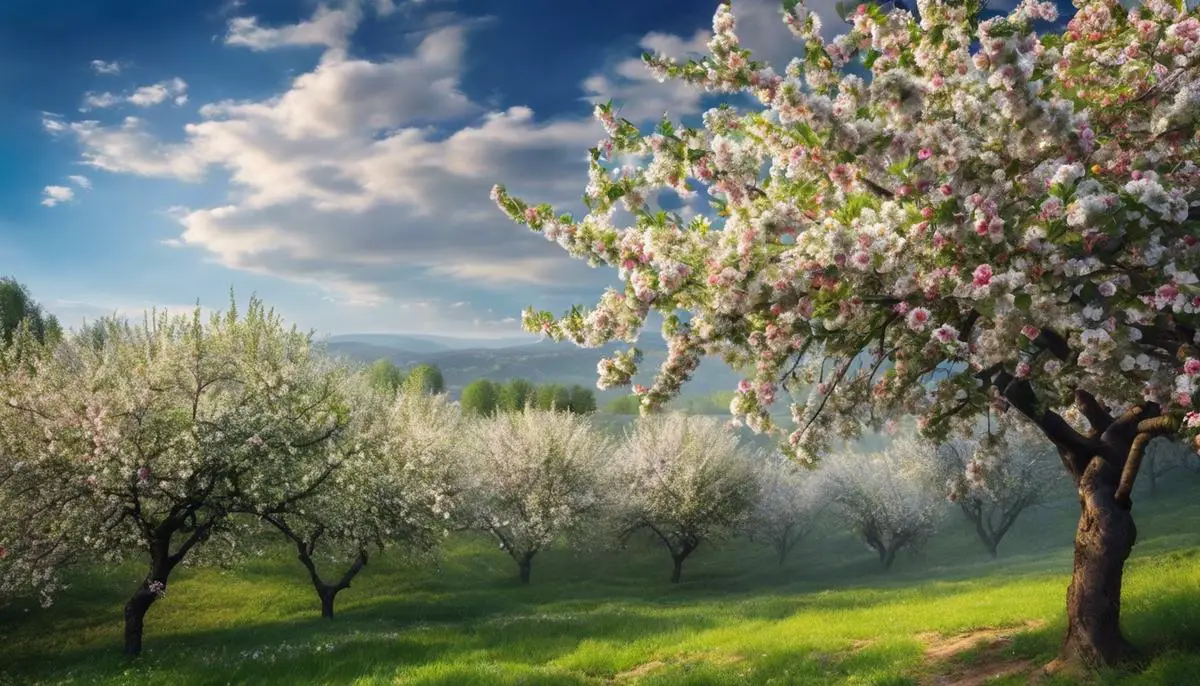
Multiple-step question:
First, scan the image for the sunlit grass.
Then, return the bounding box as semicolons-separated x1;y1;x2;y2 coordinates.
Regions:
2;475;1199;685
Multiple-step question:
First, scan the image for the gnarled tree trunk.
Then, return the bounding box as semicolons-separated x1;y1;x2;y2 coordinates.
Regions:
1055;454;1137;669
124;539;178;657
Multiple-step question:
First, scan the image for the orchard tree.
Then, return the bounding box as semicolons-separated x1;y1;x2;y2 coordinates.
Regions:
535;383;571;410
939;416;1062;557
460;378;500;415
464;408;613;584
747;452;829;566
492;0;1200;668
826;435;946;571
0;299;363;656
1140;435;1192;496
616;414;758;583
248;384;464;618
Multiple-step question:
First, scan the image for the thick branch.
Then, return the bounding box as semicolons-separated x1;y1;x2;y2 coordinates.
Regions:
1115;416;1179;507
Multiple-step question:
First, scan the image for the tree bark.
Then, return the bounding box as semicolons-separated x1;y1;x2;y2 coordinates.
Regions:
670;555;684;583
880;545;897;571
1055;456;1137;670
518;552;534;585
318;585;337;619
124;542;174;657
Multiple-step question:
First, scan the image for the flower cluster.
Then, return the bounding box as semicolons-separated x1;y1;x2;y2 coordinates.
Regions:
494;0;1200;462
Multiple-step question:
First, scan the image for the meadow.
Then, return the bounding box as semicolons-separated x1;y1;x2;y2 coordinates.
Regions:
2;472;1199;686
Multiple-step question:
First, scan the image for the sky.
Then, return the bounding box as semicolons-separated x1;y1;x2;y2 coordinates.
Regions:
1;0;975;338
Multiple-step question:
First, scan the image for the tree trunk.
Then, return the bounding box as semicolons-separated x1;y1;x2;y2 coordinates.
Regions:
986;537;999;560
518;552;534;585
880;546;897;571
318;585;337;619
124;545;173;657
777;544;788;567
1055;457;1137;670
670;556;684;583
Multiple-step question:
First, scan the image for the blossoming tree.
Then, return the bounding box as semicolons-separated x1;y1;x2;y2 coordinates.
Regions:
745;450;829;566
616;414;758;583
464;408;613;584
0;299;365;656
244;383;464;619
825;435;945;570
492;0;1200;668
939;415;1062;557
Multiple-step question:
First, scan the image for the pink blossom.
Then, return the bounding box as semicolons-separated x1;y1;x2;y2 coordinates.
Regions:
524;208;538;223
932;324;958;343
1015;361;1032;378
907;307;931;331
137;467;151;483
1186;358;1200;376
918;148;933;160
1022;325;1041;340
972;264;993;287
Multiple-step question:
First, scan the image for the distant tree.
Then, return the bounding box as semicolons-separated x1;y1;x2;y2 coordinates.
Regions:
249;385;464;618
405;363;444;395
535;383;570;411
566;385;597;414
497;378;536;412
464;409;613;584
602;394;641;415
616;414;757;583
460;379;499;416
826;436;946;572
939;417;1061;558
0;277;61;347
747;453;829;566
1141;437;1193;497
365;359;406;396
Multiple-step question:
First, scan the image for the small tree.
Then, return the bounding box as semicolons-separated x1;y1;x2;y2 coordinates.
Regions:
535;383;571;411
460;379;499;416
603;394;641;415
365;358;406;397
0;299;360;656
826;436;945;571
616;414;757;583
747;453;829;566
405;363;444;395
249;385;464;618
0;277;61;348
566;384;597;414
465;409;612;584
940;417;1062;558
497;378;536;412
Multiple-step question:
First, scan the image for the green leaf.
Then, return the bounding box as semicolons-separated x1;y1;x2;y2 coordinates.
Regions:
1014;293;1032;312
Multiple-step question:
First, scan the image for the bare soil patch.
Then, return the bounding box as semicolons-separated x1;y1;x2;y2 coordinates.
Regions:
920;620;1046;685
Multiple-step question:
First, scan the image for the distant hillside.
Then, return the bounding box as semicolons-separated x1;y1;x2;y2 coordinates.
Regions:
325;336;746;403
325;333;537;353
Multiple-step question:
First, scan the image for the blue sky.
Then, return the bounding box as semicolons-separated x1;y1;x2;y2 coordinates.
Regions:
0;0;946;337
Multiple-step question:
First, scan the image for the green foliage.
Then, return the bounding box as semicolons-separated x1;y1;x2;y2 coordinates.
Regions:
0;277;61;348
603;394;642;415
460;379;499;416
405;363;445;395
497;378;536;412
566;384;596;414
534;383;571;411
365;358;406;396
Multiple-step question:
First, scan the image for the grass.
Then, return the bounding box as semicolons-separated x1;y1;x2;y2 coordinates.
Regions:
2;474;1199;685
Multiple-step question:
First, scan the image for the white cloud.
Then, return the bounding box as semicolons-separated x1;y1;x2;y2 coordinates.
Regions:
225;4;362;51
81;78;188;111
53;22;604;306
41;186;75;207
67;175;92;189
581;30;709;123
581;0;845;123
90;59;122;75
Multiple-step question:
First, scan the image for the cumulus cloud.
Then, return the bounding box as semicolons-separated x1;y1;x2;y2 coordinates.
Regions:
90;59;122;75
225;4;362;51
41;185;75;207
53;21;606;309
67;175;91;189
581;0;845;123
81;78;188;111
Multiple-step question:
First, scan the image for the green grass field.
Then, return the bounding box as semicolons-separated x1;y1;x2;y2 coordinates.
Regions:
3;473;1199;686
